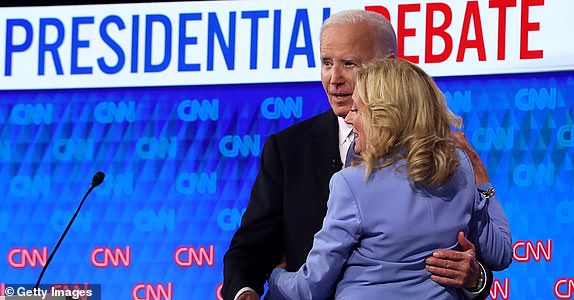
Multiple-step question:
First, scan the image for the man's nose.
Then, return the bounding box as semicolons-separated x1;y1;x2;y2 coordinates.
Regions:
330;64;345;85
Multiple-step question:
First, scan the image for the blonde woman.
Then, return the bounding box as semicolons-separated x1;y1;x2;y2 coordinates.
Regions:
267;59;512;299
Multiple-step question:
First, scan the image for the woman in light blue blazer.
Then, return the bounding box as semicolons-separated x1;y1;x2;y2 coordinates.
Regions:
267;59;512;299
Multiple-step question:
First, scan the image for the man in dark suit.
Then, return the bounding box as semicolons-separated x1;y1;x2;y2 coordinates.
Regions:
224;10;495;300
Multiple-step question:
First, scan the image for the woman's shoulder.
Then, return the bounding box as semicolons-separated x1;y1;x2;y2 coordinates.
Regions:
336;160;408;187
337;163;367;181
455;148;474;176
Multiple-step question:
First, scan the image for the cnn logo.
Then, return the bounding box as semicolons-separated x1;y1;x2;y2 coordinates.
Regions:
512;240;552;262
174;245;215;267
555;278;574;299
489;278;510;300
7;247;47;268
90;246;131;268
132;282;172;300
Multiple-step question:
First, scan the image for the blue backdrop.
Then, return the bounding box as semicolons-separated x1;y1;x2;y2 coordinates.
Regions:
1;70;573;299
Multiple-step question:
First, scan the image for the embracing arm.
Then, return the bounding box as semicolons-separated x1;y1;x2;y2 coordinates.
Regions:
425;231;494;299
441;187;510;300
425;132;509;299
267;172;361;300
453;132;512;270
470;184;513;271
222;135;285;299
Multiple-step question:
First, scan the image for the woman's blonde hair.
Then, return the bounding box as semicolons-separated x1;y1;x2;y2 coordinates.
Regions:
354;58;462;187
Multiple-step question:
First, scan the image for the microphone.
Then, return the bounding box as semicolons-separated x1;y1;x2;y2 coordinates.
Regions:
35;171;105;289
91;171;105;188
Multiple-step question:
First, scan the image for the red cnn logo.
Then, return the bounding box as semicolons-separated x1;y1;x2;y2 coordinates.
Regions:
489;278;510;300
132;283;172;300
513;239;552;262
215;282;223;300
7;247;47;268
51;283;91;300
555;278;574;299
90;246;131;268
174;245;215;267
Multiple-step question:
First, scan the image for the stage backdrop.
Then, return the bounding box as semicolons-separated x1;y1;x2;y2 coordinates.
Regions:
1;1;573;299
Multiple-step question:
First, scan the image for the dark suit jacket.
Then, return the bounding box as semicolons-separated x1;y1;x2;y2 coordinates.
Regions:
222;109;493;300
223;109;341;298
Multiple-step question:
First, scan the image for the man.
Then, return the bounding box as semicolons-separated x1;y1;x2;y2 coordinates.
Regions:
223;9;506;300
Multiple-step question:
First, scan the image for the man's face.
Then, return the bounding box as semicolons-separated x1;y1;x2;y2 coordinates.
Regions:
320;22;377;118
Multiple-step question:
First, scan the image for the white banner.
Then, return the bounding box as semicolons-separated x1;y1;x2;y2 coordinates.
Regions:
0;0;573;89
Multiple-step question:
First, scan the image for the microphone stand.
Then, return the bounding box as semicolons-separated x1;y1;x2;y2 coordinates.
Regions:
35;172;104;289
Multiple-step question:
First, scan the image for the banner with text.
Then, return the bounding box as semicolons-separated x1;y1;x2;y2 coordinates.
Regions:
1;0;573;89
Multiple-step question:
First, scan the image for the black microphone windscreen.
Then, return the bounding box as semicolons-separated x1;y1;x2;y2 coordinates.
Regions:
91;171;105;188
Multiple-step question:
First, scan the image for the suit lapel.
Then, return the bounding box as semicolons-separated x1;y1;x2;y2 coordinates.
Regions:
309;110;340;200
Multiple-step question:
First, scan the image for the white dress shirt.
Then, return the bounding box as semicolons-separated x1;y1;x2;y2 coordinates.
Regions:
338;117;354;167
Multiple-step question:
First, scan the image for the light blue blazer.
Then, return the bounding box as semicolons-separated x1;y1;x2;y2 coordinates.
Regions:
268;149;512;299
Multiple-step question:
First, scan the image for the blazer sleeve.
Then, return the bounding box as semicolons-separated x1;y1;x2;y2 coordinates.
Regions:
222;135;285;299
267;171;362;299
470;186;513;271
460;153;513;272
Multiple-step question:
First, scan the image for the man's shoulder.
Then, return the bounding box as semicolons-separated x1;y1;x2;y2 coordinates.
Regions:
274;109;337;139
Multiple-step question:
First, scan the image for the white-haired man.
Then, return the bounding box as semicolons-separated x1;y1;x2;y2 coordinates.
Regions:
223;9;503;300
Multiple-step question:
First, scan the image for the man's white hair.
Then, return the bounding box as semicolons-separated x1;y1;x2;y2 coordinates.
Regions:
321;10;398;58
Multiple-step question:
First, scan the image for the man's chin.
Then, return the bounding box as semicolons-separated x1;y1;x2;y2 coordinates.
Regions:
332;106;351;118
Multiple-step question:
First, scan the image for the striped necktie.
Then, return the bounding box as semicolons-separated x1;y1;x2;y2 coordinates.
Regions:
344;138;357;168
